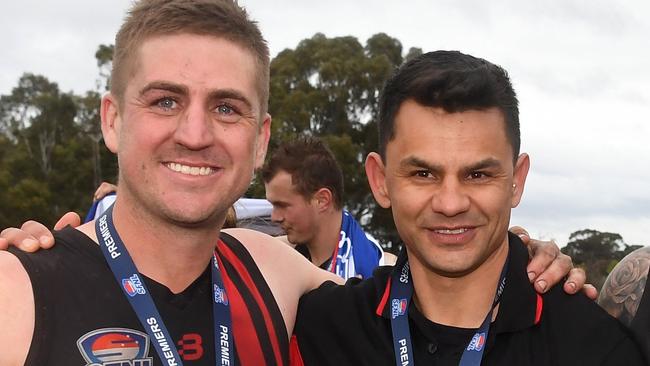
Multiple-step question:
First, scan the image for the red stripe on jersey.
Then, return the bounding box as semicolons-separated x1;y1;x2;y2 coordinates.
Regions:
218;240;284;366
376;278;392;317
534;293;543;325
216;250;266;366
289;335;305;366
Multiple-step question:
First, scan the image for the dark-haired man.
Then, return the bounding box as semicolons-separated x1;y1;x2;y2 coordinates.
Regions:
262;137;391;279
291;51;644;365
0;1;594;365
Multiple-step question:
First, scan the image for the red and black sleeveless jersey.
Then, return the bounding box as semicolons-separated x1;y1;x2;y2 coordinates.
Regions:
218;232;289;365
9;227;288;366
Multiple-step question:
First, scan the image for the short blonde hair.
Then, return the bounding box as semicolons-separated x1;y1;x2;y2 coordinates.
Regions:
112;0;270;114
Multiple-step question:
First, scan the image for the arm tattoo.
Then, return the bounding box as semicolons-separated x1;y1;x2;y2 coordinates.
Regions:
598;247;650;326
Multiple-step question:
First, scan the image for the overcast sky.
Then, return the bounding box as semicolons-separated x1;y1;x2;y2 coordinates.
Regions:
2;0;649;247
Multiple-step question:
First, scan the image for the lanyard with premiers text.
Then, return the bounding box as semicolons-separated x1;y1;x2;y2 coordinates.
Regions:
388;248;508;366
95;206;236;366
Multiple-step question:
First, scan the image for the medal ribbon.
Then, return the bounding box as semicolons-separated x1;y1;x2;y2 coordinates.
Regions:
95;206;236;366
388;248;508;366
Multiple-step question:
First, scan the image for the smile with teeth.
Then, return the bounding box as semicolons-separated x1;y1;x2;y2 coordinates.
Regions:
166;162;214;176
434;228;470;234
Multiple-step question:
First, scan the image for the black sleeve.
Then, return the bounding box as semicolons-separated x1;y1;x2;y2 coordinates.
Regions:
293;267;395;366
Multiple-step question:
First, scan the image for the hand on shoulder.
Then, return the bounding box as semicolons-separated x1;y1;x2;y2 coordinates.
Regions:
512;227;597;299
0;212;81;253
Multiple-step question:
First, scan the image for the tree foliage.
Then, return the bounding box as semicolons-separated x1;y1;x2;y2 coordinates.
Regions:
0;47;117;228
561;229;643;290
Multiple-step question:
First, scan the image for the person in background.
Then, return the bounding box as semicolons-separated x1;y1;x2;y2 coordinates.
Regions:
262;137;393;279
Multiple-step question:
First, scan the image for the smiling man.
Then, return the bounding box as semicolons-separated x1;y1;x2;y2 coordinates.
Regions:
0;1;340;365
291;51;644;365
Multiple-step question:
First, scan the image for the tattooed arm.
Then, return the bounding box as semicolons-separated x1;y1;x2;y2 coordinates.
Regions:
598;246;650;326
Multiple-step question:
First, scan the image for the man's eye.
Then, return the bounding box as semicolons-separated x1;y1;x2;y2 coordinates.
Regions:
217;104;234;114
215;103;240;123
155;97;177;111
469;172;487;179
414;170;432;178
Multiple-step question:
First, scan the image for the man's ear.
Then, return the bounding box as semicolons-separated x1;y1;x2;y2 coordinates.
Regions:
365;152;391;208
312;188;334;212
254;113;272;170
511;153;530;208
101;93;120;153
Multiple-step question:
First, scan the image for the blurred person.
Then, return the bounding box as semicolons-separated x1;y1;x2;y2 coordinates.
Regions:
262;137;392;279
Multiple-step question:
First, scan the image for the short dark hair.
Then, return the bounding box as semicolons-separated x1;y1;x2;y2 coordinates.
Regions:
378;50;520;161
261;137;344;210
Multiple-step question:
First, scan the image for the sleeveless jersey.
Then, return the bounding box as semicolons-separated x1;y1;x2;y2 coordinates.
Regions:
9;227;288;366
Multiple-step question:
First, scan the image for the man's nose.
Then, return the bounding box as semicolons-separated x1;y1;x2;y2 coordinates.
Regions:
173;104;215;150
271;209;283;223
431;179;471;217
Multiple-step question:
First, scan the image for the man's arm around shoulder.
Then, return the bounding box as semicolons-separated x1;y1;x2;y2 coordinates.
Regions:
222;228;342;336
223;228;342;293
0;251;34;365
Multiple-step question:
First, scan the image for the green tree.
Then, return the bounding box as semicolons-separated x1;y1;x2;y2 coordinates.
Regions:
0;135;13;225
404;47;423;62
0;74;99;227
0;74;77;176
0;44;120;228
561;229;642;290
94;44;114;91
76;91;105;188
77;45;119;190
